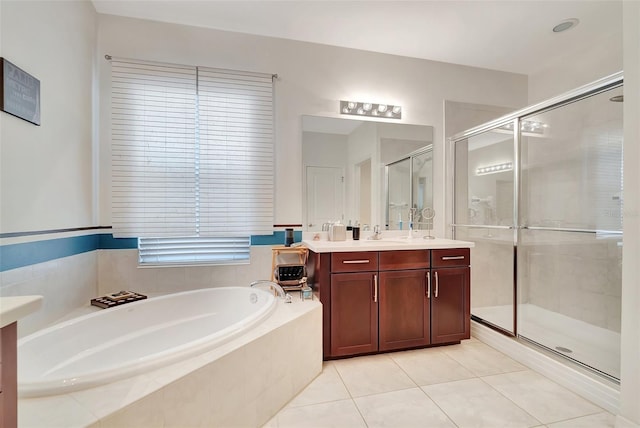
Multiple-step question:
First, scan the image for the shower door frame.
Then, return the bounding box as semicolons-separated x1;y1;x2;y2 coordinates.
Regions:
447;71;624;340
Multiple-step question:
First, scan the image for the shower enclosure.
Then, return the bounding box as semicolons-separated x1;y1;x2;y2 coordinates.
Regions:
449;73;623;380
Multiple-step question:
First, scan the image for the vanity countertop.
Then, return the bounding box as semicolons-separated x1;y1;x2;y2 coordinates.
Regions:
0;295;43;328
302;236;474;253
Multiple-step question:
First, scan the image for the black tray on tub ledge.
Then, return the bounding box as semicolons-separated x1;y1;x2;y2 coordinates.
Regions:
90;290;147;309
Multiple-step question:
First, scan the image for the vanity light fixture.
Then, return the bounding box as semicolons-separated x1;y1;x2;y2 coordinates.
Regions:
341;100;402;119
476;162;513;176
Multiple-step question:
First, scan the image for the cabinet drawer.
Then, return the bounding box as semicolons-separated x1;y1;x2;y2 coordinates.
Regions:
379;249;429;271
331;252;378;273
431;248;470;267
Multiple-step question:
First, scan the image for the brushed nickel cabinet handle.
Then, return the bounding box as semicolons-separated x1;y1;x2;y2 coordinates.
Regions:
442;256;465;261
435;271;439;298
373;274;378;303
343;260;370;264
426;272;431;298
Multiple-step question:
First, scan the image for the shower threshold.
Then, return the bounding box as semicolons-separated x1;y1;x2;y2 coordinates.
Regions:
473;304;620;380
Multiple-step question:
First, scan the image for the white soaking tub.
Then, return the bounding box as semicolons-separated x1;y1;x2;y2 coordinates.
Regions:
18;287;276;398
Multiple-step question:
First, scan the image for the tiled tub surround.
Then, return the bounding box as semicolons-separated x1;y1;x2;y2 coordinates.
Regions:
97;246;274;296
0;229;280;336
0;250;98;337
19;297;322;427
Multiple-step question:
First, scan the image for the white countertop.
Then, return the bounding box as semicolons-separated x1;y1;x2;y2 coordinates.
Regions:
302;234;474;253
0;295;43;328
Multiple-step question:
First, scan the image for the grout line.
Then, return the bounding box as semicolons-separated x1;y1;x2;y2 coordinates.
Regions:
477;374;544;425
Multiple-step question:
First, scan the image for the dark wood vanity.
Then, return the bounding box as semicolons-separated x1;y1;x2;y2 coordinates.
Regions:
305;245;470;359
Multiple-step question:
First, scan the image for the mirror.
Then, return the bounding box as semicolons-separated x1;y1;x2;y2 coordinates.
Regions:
302;115;433;231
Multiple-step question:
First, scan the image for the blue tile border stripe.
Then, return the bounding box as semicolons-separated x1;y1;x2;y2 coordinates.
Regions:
0;232;301;272
1;235;100;272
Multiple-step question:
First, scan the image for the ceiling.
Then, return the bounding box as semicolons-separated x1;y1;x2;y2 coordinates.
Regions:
91;0;622;75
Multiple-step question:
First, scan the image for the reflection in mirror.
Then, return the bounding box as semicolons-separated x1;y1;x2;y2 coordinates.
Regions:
385;147;433;230
302;116;433;232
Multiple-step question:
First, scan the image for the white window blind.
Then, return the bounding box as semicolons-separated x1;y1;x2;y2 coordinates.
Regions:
198;67;275;235
138;236;250;265
111;59;198;238
111;58;275;266
110;59;274;240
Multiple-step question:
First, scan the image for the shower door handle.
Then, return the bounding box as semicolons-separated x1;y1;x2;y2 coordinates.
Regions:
434;271;439;298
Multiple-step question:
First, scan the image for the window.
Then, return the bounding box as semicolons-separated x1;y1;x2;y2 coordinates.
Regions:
110;58;274;265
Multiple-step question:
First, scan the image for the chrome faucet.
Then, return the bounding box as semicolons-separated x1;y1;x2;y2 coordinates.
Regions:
250;280;292;303
368;225;383;240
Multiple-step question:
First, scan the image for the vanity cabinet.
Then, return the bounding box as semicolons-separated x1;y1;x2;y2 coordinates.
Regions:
0;322;17;428
309;247;469;359
329;252;378;356
378;250;430;352
430;249;471;344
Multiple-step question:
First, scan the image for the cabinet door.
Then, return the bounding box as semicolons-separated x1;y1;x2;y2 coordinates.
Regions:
379;269;430;351
431;267;470;344
330;272;378;357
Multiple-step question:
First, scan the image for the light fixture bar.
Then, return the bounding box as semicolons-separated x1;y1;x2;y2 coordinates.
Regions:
340;100;402;119
476;162;513;176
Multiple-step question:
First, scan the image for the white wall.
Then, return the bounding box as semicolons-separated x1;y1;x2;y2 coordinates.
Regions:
618;1;640;426
528;30;622;104
96;14;528;237
0;0;96;233
0;0;99;335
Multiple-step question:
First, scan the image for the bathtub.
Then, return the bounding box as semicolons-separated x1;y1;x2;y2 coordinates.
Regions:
18;286;276;398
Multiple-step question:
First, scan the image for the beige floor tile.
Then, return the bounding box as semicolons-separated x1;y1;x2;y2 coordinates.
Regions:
442;341;527;376
422;378;541;428
547;412;616;427
332;354;416;398
273;399;367;428
287;363;351;407
390;347;476;386
354;387;456;428
483;370;603;424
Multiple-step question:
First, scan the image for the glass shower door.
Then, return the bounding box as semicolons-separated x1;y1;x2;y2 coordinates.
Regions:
518;85;623;379
453;126;516;335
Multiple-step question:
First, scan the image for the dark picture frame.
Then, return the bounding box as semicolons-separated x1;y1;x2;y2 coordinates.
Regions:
0;57;41;126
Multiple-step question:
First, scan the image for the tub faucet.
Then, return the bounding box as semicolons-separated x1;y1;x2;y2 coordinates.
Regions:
250;280;292;303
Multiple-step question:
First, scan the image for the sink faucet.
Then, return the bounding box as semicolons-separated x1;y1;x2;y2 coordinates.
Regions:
368;225;383;240
250;280;292;303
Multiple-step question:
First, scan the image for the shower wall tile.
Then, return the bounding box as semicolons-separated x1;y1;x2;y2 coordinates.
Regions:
469;240;514;308
1;251;98;337
519;234;622;333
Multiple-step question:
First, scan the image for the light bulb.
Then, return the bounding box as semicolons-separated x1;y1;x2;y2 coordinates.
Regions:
392;106;401;114
347;101;356;110
377;104;388;113
363;103;372;111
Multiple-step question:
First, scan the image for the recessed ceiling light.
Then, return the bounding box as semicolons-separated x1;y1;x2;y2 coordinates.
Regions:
553;18;579;33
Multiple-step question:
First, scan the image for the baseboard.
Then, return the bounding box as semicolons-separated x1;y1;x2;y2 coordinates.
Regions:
472;321;620;414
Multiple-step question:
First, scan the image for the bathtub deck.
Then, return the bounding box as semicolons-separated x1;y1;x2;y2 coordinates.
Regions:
18;296;322;428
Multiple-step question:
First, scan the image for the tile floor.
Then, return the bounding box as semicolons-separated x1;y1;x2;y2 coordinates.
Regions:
264;338;615;428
